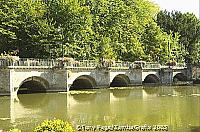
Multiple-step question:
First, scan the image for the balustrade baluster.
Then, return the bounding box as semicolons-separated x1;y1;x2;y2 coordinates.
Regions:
0;58;187;70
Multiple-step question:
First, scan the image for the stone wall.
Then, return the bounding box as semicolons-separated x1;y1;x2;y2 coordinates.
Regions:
129;69;142;85
161;69;173;84
67;69;110;90
0;67;189;96
0;69;68;95
0;69;10;95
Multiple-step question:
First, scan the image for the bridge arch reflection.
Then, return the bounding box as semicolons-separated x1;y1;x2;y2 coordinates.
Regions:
17;93;49;108
71;92;97;102
143;87;159;95
111;89;131;98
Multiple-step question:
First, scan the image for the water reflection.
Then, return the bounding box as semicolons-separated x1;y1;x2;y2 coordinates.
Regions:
173;86;200;96
190;126;200;132
0;86;199;131
110;89;131;98
17;94;48;108
143;87;159;94
71;93;97;102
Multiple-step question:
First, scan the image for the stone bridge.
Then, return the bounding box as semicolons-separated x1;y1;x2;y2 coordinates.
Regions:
0;59;189;96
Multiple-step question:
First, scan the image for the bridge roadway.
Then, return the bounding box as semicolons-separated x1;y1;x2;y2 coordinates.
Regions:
0;58;189;96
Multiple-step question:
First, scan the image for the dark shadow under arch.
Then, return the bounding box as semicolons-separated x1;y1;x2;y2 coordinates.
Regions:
143;74;160;84
70;75;96;90
173;73;187;82
18;76;49;94
110;74;130;87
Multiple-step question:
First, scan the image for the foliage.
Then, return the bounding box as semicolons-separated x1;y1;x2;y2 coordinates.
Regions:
34;119;74;132
156;10;200;63
0;0;58;58
191;42;200;63
0;0;194;63
141;21;184;63
0;51;19;61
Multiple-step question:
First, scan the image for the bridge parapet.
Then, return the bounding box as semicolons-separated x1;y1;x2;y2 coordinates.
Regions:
161;63;187;69
0;58;187;70
0;58;56;69
142;63;161;69
0;58;190;95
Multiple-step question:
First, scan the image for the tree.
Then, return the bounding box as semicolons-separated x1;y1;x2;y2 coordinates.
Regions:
0;0;55;58
2;0;181;63
141;21;184;64
156;10;200;63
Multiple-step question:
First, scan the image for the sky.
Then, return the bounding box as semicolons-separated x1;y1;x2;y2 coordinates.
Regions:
150;0;199;18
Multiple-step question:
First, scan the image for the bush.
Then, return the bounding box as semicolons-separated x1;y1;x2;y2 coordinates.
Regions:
34;119;74;132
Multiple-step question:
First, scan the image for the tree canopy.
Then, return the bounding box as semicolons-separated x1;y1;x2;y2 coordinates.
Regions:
0;0;198;64
156;10;200;63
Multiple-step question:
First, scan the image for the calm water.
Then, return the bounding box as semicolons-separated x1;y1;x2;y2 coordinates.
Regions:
0;86;199;132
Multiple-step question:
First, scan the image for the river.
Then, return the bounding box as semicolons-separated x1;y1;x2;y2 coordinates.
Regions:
0;86;199;131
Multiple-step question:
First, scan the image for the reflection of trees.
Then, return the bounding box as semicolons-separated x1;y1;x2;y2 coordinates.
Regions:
18;93;48;108
111;89;131;98
173;86;200;95
143;87;159;94
190;126;200;132
71;93;97;102
173;87;187;94
0;120;10;131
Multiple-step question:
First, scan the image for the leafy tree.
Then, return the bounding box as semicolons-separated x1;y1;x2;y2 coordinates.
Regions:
81;0;160;61
0;0;52;58
142;22;166;62
0;0;19;52
141;21;183;64
156;10;200;63
1;0;185;64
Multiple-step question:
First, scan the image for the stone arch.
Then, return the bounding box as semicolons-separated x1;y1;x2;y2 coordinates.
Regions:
70;75;97;90
110;74;130;87
143;74;160;84
173;73;187;82
18;76;49;94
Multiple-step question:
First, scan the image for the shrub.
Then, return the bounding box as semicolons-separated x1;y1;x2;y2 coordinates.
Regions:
34;119;74;132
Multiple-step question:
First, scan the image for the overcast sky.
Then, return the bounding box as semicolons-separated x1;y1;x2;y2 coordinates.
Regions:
150;0;199;18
